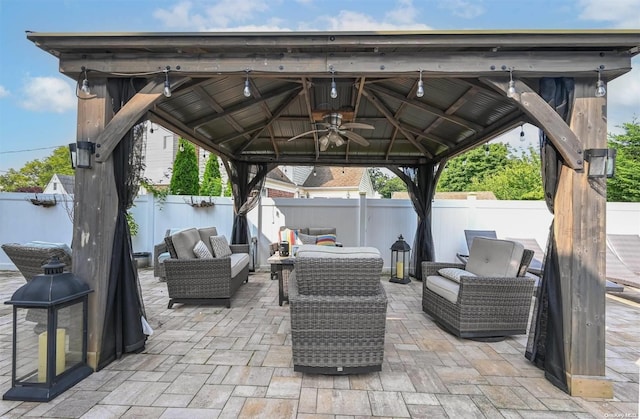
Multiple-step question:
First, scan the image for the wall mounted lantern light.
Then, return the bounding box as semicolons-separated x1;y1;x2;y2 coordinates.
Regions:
585;148;617;178
68;140;96;169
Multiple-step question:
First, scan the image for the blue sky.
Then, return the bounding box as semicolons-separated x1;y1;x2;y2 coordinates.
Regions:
0;0;639;173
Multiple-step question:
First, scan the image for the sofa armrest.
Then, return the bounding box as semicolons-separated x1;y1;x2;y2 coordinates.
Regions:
421;261;466;278
154;242;168;260
230;244;249;254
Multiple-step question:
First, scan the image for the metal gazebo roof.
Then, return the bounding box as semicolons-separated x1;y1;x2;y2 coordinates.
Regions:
27;30;640;167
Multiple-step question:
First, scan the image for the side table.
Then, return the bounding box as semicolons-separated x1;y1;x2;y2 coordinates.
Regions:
267;254;295;306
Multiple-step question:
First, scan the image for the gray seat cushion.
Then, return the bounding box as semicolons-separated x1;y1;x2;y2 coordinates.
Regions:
198;226;218;255
230;253;250;278
426;275;460;303
466;237;524;277
170;228;201;259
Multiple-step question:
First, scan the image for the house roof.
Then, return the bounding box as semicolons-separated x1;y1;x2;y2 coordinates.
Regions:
27;30;640;169
55;174;75;195
266;167;295;185
303;167;365;188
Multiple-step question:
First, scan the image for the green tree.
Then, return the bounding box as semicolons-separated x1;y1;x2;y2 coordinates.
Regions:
607;120;640;202
224;180;232;197
437;143;510;192
469;151;543;200
378;176;407;199
199;154;222;196
169;138;199;195
0;146;74;192
367;168;407;198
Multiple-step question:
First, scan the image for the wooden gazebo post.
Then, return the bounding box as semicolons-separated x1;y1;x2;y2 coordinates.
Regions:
554;80;611;397
73;79;118;369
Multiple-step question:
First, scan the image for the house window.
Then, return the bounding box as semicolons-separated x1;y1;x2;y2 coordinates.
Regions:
53;182;57;191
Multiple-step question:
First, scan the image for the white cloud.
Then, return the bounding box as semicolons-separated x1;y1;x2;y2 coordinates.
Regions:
578;0;640;28
316;10;432;31
0;85;9;98
20;77;76;113
607;60;640;132
437;0;485;19
386;0;420;25
153;0;273;30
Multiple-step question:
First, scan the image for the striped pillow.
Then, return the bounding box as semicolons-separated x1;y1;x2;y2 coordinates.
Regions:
315;233;337;246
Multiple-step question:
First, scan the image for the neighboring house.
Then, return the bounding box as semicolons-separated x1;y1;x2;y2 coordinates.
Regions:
43;174;74;195
142;122;229;192
143;122;179;187
143;123;375;198
264;166;376;199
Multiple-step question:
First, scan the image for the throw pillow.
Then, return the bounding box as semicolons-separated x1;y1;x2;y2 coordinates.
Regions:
315;233;337;246
210;235;232;258
280;228;302;246
438;267;476;283
298;232;317;245
193;240;213;259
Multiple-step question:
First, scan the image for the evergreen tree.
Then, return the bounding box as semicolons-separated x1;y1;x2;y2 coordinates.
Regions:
199;154;222;196
224;180;232;197
169;138;199;195
608;120;640;202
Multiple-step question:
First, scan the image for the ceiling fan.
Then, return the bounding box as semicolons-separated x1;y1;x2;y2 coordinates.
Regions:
287;112;374;151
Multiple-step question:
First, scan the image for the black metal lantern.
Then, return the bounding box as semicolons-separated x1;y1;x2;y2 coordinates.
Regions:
3;257;93;402
390;234;411;284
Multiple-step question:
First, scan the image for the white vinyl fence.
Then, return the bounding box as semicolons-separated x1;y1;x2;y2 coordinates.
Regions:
1;192;639;273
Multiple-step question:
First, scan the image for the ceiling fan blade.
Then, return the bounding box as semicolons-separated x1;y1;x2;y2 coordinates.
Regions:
287;129;323;142
341;130;370;146
339;122;374;130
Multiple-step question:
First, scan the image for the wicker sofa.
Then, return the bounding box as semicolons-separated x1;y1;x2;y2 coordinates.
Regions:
2;242;73;281
153;228;188;280
289;245;387;374
422;237;535;340
163;227;250;308
269;226;340;255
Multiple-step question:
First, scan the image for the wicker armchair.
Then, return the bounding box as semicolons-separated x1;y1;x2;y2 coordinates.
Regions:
422;237;535;340
163;228;250;308
2;242;73;281
289;245;387;374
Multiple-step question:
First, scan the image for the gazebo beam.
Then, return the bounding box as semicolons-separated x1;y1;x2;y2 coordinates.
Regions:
59;51;631;77
481;77;584;170
94;77;190;162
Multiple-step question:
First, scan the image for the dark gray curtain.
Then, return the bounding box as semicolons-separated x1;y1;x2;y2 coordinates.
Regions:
98;78;148;370
223;160;273;244
525;77;573;393
389;163;439;280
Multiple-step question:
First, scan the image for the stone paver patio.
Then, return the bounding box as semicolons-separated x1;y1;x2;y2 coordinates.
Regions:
0;268;638;418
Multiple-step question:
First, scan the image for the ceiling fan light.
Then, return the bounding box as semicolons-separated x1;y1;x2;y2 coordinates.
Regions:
319;135;329;151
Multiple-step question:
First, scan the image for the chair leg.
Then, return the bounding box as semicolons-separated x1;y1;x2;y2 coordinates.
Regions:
168;299;174;309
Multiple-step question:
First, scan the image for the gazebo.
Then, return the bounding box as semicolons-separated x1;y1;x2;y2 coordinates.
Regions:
27;30;640;397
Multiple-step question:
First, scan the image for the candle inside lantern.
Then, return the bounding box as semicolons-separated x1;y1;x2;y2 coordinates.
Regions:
38;328;66;382
396;261;404;278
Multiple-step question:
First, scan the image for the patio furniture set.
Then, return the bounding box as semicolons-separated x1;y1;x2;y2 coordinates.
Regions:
6;230;639;376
